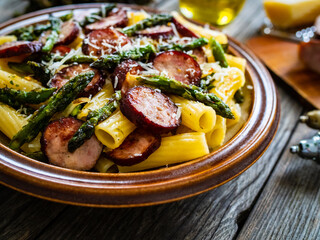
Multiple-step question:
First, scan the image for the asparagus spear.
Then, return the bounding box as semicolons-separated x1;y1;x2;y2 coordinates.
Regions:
79;3;116;26
0;87;56;104
122;14;173;37
42;16;62;53
12;12;72;41
12;25;47;41
59;11;74;22
234;88;244;104
0;94;34;114
9;71;94;151
200;72;215;91
210;38;228;68
68;91;121;152
158;38;208;52
91;44;156;69
138;75;234;119
70;104;84;117
8;61;52;85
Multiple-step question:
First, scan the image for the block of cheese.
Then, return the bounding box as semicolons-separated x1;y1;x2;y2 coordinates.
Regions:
264;0;320;28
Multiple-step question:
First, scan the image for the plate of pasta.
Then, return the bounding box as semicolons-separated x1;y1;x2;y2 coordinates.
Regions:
0;4;279;207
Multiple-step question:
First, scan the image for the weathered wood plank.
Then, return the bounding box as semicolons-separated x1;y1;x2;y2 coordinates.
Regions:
237;123;320;240
0;185;66;240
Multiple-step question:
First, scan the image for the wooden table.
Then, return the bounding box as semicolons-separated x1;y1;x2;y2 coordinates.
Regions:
1;0;320;239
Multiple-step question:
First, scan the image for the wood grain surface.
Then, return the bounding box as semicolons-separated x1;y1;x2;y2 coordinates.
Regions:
247;36;320;109
1;0;320;239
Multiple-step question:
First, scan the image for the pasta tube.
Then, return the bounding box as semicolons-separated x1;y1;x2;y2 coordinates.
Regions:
95;110;136;149
0;103;28;140
225;54;247;73
127;10;150;26
210;67;245;102
226;100;242;127
171;96;216;133
118;132;209;172
95;157;116;173
0;103;40;153
0;35;17;45
206;115;227;149
78;81;114;120
0;70;42;91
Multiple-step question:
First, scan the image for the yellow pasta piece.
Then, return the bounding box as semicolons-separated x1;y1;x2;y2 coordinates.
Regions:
0;103;40;153
200;62;222;77
127;10;150;26
118;132;209;172
171;11;228;44
95;157;116;173
0;103;28;140
0;35;17;45
78;81;114;120
171;96;216;133
226;100;242;127
206;115;227;149
0;70;42;91
210;67;245;102
95;110;136;149
225;54;246;73
68;33;84;49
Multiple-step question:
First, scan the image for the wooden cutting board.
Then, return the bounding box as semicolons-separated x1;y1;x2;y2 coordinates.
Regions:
246;36;320;109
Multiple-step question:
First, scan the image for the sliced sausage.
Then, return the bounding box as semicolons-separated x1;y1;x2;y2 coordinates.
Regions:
0;41;42;58
299;40;320;74
106;128;161;166
172;18;199;38
41;117;103;171
82;28;131;57
58;21;80;45
153;50;202;85
40;21;80;46
111;59;143;92
50;63;105;97
137;25;174;39
85;9;128;33
120;86;180;134
51;45;71;56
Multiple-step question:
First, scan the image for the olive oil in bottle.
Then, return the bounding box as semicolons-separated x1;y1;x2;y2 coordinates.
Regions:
179;0;246;26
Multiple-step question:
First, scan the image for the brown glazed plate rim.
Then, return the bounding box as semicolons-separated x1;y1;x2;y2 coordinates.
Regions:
0;4;280;207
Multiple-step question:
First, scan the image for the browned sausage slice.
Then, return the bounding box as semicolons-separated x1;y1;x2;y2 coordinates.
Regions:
0;41;42;58
41;117;103;171
120;86;180;134
40;21;80;46
111;59;143;92
82;28;131;57
51;45;72;56
172;18;199;38
153;50;202;85
85;9;128;32
106;128;161;166
137;25;174;39
58;21;80;45
50;63;105;97
299;40;320;74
